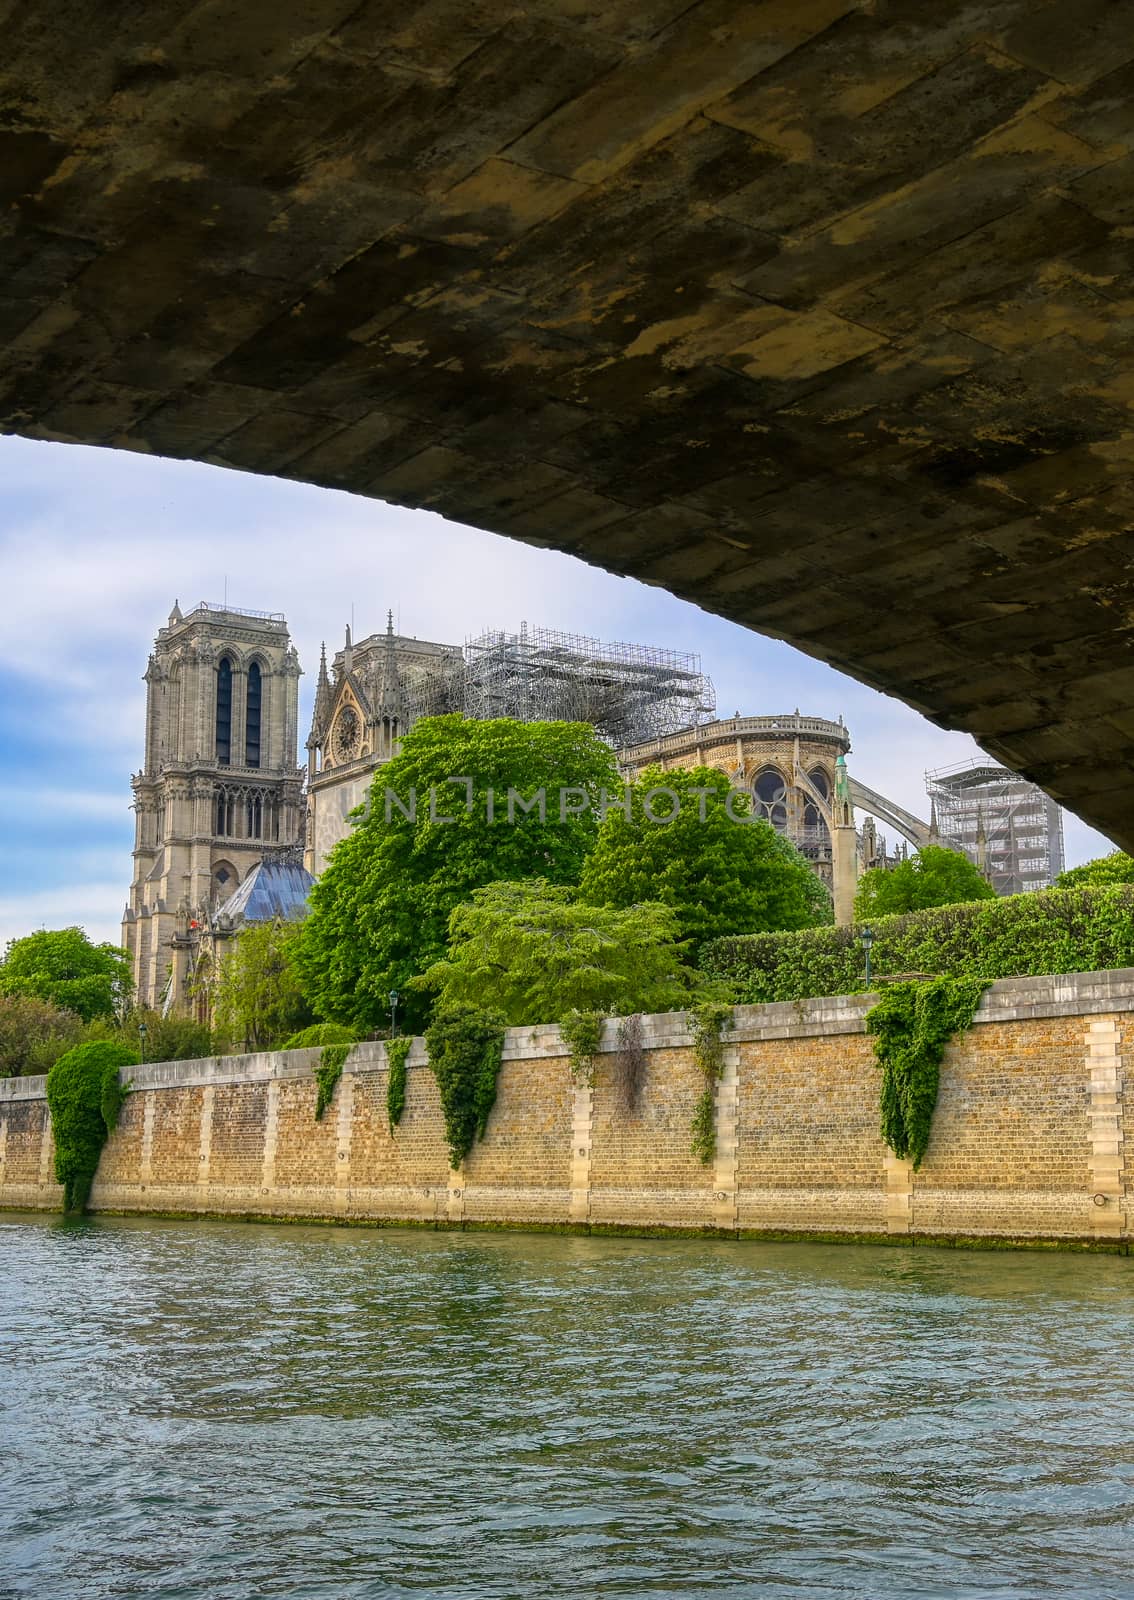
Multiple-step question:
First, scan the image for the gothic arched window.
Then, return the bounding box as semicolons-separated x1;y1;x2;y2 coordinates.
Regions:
245;661;262;768
804;767;831;833
753;767;789;830
215;657;233;766
803;767;832;858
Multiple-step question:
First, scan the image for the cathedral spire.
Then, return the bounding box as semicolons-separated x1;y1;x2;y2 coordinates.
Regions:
309;641;333;746
168;599;182;626
377;609;403;718
343;623;353;676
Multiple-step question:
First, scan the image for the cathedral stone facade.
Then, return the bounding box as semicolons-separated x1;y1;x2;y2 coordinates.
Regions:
304;614;460;874
122;603;304;1011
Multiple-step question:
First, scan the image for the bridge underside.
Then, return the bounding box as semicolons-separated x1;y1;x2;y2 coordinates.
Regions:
3;1;1134;849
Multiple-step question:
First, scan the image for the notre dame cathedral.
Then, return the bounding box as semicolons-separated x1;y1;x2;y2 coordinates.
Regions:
122;602;306;1012
127;597;1004;1017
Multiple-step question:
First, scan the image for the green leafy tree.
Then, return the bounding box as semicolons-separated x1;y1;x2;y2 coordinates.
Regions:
578;765;825;958
0;926;132;1021
1057;850;1134;888
416;879;696;1026
297;716;620;1031
855;844;996;918
212;918;312;1051
0;994;84;1077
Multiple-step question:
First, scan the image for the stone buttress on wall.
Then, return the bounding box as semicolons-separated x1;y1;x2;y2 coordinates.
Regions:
1;972;1130;1247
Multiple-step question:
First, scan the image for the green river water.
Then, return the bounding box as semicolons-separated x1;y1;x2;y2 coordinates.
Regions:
1;1214;1131;1599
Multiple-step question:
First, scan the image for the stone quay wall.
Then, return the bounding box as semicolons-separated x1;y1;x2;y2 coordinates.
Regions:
1;971;1130;1249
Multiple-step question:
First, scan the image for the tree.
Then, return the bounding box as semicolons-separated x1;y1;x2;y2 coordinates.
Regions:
1057;851;1134;889
297;716;621;1031
855;844;996;919
0;994;84;1077
212;918;312;1051
416;879;697;1026
578;765;826;959
0;927;132;1021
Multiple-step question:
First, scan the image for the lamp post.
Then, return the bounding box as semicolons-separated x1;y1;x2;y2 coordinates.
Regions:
137;1020;148;1064
860;927;875;990
389;990;400;1038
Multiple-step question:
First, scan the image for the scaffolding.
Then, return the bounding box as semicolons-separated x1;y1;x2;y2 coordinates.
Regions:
401;655;466;723
925;759;1065;895
461;624;715;748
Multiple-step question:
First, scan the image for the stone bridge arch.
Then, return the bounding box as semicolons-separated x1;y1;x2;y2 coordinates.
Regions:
2;1;1133;849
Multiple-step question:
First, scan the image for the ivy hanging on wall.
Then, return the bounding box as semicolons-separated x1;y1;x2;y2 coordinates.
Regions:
866;977;987;1169
386;1035;413;1132
688;1001;733;1165
282;1023;358;1121
423;1002;506;1169
45;1040;138;1212
314;1043;351;1120
560;1009;605;1085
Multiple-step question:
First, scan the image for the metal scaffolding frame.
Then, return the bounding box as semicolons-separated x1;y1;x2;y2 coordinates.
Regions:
925;759;1065;894
460;623;715;747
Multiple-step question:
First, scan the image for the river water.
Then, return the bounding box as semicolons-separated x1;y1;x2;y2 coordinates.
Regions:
1;1215;1131;1600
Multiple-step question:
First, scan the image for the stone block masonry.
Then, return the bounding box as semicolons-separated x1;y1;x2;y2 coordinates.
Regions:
2;971;1131;1249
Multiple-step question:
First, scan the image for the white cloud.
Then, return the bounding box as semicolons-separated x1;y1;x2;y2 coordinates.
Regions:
0;788;131;824
0;885;126;952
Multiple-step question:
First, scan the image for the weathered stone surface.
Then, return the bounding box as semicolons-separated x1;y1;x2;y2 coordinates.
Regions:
2;1;1134;844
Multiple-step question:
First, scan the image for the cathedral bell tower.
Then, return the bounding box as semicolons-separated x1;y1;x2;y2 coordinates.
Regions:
121;602;303;1012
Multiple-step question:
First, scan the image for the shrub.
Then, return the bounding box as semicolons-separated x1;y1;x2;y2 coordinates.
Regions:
85;1008;213;1064
281;1023;358;1051
45;1040;138;1212
701;885;1134;1002
0;994;84;1077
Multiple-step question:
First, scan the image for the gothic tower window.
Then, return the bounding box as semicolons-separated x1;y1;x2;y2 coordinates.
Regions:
216;657;233;765
753;767;789;830
215;786;235;837
246;661;262;768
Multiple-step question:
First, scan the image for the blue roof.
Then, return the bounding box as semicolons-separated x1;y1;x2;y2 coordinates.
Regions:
220;857;314;924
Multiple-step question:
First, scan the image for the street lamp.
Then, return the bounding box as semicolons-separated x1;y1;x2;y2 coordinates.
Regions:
389;990;400;1037
137;1020;148;1064
860;927;875;990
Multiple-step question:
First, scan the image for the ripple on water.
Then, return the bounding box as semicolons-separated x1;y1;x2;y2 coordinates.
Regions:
0;1216;1132;1600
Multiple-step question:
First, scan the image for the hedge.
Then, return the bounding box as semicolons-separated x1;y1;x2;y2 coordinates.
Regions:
700;885;1134;1003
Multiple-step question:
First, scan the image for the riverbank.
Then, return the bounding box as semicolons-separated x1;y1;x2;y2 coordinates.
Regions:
2;969;1130;1250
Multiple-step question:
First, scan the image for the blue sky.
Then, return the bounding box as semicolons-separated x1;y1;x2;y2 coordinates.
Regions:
0;434;1111;950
